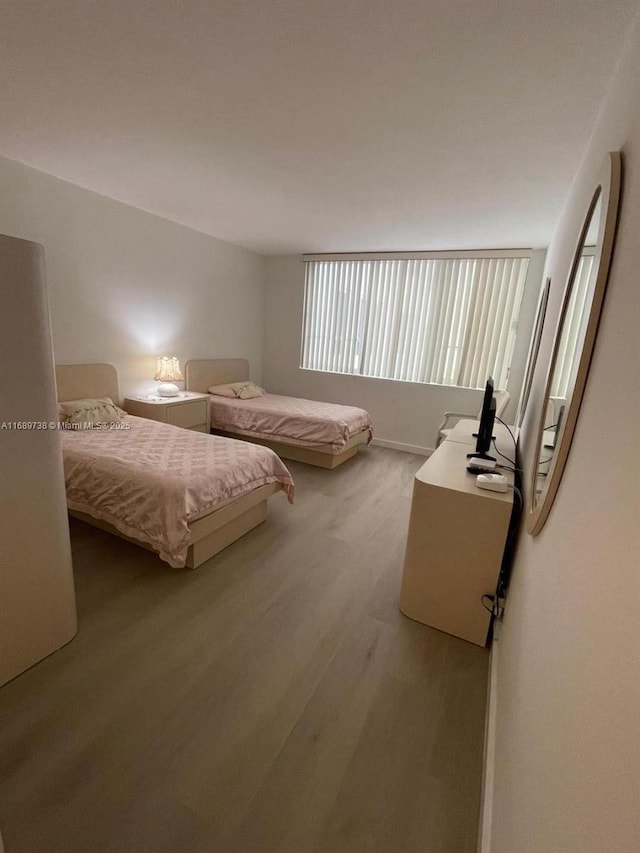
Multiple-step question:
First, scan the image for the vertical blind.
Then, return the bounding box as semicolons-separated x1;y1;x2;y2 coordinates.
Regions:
301;255;530;389
550;253;595;398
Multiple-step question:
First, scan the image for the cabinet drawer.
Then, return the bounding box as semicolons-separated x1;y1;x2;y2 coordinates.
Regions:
167;400;208;429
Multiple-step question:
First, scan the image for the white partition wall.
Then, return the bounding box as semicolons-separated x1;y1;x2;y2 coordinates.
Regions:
0;234;77;686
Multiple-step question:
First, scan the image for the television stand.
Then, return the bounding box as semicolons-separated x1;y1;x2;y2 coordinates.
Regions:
466;450;496;461
399;421;514;646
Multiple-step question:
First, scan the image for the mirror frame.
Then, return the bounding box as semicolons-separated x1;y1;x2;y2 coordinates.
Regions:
528;151;621;535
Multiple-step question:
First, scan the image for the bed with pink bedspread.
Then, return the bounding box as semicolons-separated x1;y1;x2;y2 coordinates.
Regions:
185;359;373;469
61;415;294;568
209;393;373;453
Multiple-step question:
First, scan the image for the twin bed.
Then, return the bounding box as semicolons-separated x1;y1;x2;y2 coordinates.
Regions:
185;359;372;469
56;363;294;569
56;360;373;570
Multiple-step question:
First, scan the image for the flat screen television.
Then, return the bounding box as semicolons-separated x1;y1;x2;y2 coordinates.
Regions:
469;377;496;461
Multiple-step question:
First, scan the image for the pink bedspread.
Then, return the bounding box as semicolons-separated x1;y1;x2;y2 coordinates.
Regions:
209;393;373;452
61;416;294;568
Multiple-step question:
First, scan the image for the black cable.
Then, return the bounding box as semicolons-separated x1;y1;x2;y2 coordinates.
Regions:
493;483;524;616
492;437;517;469
481;593;504;619
481;594;496;614
500;488;523;553
487;419;524;622
495;415;517;454
496;463;516;474
510;485;523;511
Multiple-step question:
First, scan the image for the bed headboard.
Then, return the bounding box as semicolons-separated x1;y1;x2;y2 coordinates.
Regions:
55;363;120;403
185;359;250;393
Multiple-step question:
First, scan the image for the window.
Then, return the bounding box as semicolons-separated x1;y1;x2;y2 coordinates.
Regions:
301;253;530;389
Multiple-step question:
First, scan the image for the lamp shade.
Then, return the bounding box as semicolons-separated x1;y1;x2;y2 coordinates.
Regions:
153;356;183;396
154;356;183;383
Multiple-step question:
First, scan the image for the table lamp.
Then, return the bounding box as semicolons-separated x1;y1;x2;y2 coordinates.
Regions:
154;356;184;397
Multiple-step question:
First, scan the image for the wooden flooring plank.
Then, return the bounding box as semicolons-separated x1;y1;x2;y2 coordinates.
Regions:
0;446;489;853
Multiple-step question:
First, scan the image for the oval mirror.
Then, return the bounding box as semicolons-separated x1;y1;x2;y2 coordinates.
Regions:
528;151;621;535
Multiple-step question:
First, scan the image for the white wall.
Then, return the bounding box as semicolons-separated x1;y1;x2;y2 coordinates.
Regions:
487;16;640;853
263;252;545;454
0;156;265;399
0;235;77;686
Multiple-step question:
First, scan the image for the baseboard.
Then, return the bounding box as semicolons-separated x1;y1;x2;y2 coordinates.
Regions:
370;437;432;456
478;621;500;853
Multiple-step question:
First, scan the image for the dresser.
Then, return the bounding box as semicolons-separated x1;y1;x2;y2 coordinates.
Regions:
399;419;516;646
124;392;210;433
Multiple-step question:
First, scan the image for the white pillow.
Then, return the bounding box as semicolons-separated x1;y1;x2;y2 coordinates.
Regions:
208;381;266;399
59;397;127;425
207;383;238;397
235;382;265;399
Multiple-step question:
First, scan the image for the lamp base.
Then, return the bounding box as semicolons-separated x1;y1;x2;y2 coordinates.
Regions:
157;383;180;397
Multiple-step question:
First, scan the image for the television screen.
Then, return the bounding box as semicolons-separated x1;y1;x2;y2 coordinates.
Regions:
470;377;496;460
480;377;494;418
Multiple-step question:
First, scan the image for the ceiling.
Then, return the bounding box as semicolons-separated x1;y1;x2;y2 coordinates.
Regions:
1;0;637;255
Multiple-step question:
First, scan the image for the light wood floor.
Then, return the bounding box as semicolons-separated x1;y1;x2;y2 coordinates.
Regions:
0;446;489;853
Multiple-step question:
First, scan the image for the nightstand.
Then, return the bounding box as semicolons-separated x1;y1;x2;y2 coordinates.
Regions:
124;392;210;433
